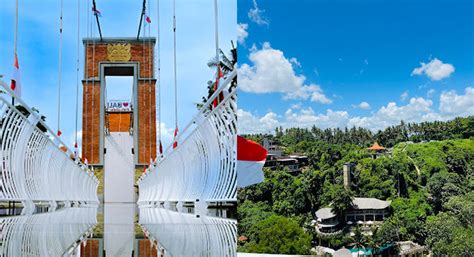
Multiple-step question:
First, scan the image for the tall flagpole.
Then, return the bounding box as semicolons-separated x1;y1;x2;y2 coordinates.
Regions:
173;0;178;135
14;0;18;56
12;0;19;105
57;0;64;136
75;0;80;148
157;0;162;155
214;0;219;67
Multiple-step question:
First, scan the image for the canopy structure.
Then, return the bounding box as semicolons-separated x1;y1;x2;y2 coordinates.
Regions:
0;79;99;209
137;70;237;207
367;142;386;151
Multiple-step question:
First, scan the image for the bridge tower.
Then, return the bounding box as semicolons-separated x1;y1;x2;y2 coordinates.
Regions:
82;38;157;167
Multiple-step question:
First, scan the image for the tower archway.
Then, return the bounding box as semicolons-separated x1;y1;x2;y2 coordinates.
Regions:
82;38;157;167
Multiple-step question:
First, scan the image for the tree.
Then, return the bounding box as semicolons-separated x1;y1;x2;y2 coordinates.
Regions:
240;215;312;255
329;185;354;219
425;212;474;256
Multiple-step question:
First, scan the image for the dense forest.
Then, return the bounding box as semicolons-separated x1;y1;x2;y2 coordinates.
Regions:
238;116;474;255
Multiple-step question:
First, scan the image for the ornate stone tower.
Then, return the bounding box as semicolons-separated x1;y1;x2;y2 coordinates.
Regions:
82;38;156;166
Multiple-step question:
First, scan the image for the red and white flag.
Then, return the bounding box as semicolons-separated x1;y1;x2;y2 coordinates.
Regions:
145;14;152;24
172;126;179;149
10;53;21;97
159;140;163;155
237;135;267;187
74;142;79;158
213;66;224;108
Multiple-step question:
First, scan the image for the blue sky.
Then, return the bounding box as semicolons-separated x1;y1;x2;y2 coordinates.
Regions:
0;0;236;149
237;0;474;134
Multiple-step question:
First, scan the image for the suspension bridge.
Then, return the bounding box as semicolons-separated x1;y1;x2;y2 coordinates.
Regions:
0;0;265;255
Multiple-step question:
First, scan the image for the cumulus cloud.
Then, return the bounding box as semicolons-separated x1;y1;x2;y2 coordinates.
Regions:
237;23;249;44
238;87;474;134
411;58;455;81
439;87;474;117
248;0;269;26
238;109;278;134
356;101;371;110
239;42;331;104
348;97;435;130
157;122;174;149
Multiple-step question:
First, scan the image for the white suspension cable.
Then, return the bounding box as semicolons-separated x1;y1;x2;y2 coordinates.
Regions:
57;0;64;136
148;0;152;161
214;0;220;68
173;0;178;132
156;0;162;155
75;0;81;147
14;0;18;56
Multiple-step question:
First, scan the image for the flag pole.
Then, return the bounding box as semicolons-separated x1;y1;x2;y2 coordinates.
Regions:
214;0;219;67
57;0;63;136
173;0;178;148
12;0;19;105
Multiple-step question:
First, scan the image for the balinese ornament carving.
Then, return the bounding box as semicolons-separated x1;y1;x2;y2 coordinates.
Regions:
107;43;131;62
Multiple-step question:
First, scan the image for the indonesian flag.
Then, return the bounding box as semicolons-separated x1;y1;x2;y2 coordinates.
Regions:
57;130;62;137
74;142;79;158
213;66;224;108
172;126;179;149
92;7;101;17
237;135;267;187
145;14;152;24
159;140;163;155
10;53;21;97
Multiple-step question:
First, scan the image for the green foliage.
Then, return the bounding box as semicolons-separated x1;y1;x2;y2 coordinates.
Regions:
425;212;474;256
324;184;354;218
239;214;312;255
424;192;474;256
238;117;474;254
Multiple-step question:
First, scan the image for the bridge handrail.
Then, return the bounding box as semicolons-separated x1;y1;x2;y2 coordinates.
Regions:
137;69;237;203
0;79;82;163
0;78;99;204
158;69;237;163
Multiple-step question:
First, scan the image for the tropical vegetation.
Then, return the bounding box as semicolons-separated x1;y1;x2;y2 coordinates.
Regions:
238;116;474;255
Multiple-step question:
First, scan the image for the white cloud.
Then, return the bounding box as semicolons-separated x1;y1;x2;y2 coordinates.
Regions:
248;0;269;26
238;43;331;104
284;84;332;104
427;88;436;98
411;58;455;81
356;101;371;110
349;97;435;130
238;87;474;134
237;23;249;44
289;57;301;68
439;87;474;117
157;122;174;150
238;109;278;134
285;108;350;129
400;91;409;101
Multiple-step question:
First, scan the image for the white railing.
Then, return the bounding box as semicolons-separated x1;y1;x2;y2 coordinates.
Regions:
0;79;99;207
139;207;237;257
0;206;97;257
138;70;237;205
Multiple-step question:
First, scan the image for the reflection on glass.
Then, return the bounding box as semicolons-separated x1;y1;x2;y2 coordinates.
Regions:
0;207;97;256
139;207;237;257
